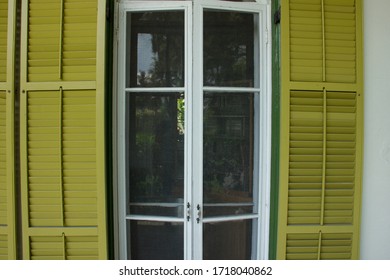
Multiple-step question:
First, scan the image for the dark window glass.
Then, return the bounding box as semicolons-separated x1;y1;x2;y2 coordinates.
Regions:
129;220;184;260
127;12;185;87
204;11;255;87
203;220;253;260
127;92;185;216
203;92;254;216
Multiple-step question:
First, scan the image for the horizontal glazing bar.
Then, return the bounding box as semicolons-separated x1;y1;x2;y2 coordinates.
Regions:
129;203;184;207
203;86;261;93
203;214;258;223
127;215;184;222
126;87;186;93
203;203;254;207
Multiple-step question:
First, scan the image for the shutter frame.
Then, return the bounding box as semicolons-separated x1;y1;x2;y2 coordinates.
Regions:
20;0;107;259
277;0;363;260
0;0;16;260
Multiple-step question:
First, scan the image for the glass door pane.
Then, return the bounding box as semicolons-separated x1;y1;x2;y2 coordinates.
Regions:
201;8;260;260
124;9;187;260
203;92;255;217
129;220;184;260
203;11;254;87
127;92;185;217
126;11;185;87
203;219;252;260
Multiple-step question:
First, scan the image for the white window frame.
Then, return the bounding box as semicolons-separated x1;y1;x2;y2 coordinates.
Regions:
113;0;272;260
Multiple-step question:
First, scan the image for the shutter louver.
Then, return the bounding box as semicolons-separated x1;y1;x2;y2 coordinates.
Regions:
27;91;62;227
0;0;16;260
0;234;7;260
289;90;323;225
289;0;323;82
0;92;9;225
27;0;97;82
30;235;99;260
21;0;107;259
289;0;357;84
66;236;99;260
325;91;356;225
324;0;356;83
286;233;353;260
27;90;98;228
30;236;63;260
62;1;97;81
0;1;7;82
278;0;363;260
63;90;97;227
27;0;61;82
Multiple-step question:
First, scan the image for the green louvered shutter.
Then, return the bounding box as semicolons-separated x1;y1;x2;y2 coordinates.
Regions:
277;0;363;260
20;0;107;260
0;0;16;260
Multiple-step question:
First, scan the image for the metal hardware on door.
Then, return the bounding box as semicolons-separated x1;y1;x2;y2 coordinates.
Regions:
186;202;191;221
196;204;201;224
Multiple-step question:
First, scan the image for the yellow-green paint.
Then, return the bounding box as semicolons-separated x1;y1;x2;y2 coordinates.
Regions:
96;0;108;259
20;0;107;260
0;0;8;83
59;0;65;80
27;0;98;82
277;0;363;260
0;0;16;260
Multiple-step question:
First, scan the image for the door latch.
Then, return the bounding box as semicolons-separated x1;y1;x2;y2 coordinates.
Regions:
196;204;201;224
186;202;191;222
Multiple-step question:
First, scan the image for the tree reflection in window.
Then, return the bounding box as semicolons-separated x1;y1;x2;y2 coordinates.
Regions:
203;92;254;205
127;12;185;88
128;93;185;205
204;11;254;87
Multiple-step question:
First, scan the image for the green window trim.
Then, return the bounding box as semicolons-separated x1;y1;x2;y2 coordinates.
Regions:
269;0;281;260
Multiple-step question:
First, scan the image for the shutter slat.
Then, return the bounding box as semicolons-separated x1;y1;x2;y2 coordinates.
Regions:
289;0;323;82
62;1;97;82
325;1;356;83
285;233;354;260
27;0;97;82
26;89;98;229
0;92;6;226
0;234;8;260
0;0;16;259
289;0;357;83
0;1;8;82
288;90;324;225
27;0;60;83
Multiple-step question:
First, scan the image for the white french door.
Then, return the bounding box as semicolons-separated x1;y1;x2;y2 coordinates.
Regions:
116;0;271;260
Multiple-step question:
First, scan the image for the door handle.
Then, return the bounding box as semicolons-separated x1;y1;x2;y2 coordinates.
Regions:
196;204;201;224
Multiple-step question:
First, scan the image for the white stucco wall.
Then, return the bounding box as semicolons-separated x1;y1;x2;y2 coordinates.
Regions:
360;0;390;260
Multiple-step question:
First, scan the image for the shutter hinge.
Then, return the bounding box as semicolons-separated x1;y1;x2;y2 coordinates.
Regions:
274;6;281;25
